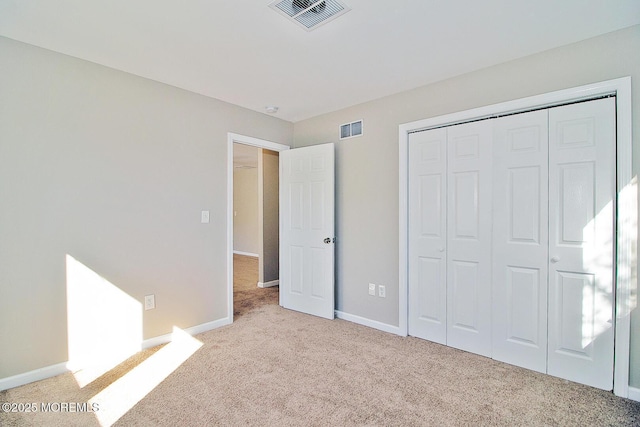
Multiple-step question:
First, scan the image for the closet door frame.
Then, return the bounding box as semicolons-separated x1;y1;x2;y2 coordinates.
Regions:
398;77;633;398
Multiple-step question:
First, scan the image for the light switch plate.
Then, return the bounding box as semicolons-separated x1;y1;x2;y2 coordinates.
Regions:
201;210;210;223
368;283;376;296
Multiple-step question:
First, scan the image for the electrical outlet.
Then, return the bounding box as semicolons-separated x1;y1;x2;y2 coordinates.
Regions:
378;285;386;298
368;283;376;296
144;294;156;310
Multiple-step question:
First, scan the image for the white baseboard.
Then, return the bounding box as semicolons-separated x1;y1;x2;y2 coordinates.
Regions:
142;317;232;349
233;251;259;258
0;317;232;392
0;362;69;392
258;280;279;288
335;310;403;336
628;386;640;402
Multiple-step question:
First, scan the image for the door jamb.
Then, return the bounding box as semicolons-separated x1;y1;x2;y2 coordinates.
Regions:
227;133;290;324
398;77;634;398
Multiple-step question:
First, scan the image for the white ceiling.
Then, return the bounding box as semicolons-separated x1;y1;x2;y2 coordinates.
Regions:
1;1;639;122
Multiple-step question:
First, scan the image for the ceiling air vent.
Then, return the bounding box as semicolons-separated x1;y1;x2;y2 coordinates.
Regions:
269;0;351;32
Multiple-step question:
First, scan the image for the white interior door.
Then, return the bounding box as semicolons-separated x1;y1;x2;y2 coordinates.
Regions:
279;143;335;320
492;110;549;373
408;128;448;344
446;120;493;357
547;98;615;390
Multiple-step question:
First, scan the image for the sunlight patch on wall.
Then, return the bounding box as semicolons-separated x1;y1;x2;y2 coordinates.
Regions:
618;175;638;317
577;174;638;350
66;254;142;387
581;199;614;348
89;327;203;426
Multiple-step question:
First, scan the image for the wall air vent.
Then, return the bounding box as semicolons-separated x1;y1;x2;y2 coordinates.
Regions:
340;120;363;140
269;0;351;32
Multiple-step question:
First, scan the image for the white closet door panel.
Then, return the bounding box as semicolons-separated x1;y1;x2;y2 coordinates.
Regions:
492;110;549;373
446;120;492;357
548;98;615;390
408;128;447;344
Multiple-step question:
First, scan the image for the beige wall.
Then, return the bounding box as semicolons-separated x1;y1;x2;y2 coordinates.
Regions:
293;25;640;387
259;149;280;284
0;36;293;379
233;166;260;255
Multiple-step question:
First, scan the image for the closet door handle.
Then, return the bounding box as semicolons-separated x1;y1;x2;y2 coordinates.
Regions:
438;247;445;253
550;256;560;263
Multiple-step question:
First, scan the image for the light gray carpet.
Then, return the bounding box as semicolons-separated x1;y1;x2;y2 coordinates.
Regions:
2;303;639;426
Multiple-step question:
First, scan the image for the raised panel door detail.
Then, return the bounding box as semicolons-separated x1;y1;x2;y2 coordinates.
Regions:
558;162;595;245
453;171;479;240
292;156;306;174
310;247;325;298
553;271;596;359
416;257;444;323
556;118;595;149
454;135;479;159
310;181;324;230
509;166;541;244
420;140;441;162
290;183;304;230
450;260;479;332
419;174;442;238
508;126;541;153
290;245;304;295
310;155;325;172
506;266;540;346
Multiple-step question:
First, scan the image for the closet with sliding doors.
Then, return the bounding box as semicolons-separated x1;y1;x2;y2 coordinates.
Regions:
408;97;616;390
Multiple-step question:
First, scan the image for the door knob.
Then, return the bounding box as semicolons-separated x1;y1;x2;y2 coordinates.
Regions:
438;247;445;252
324;237;333;244
550;256;560;263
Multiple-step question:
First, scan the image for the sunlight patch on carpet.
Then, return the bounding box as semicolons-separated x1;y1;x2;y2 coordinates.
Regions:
89;327;203;426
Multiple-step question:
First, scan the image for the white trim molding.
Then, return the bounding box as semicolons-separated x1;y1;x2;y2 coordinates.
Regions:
142;317;232;350
335;310;403;336
258;279;279;288
227;133;290;324
628;387;640;403
0;317;233;392
398;77;634;398
0;362;69;392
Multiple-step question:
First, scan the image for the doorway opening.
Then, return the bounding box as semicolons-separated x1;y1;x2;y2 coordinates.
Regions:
233;143;278;317
226;133;290;322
